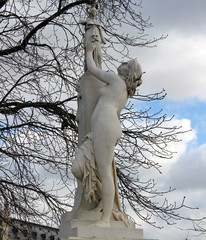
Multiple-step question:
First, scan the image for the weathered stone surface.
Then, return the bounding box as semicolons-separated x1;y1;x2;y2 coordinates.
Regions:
59;211;156;240
70;225;143;239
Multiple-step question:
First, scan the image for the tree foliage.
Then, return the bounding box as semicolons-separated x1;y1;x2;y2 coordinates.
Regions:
0;0;204;233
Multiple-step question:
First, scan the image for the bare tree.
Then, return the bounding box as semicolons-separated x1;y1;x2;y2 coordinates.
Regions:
0;0;204;234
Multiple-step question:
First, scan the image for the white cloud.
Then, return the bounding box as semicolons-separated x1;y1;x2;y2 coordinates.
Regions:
138;117;196;181
163;117;196;160
166;143;206;191
137;31;206;101
133;117;206;240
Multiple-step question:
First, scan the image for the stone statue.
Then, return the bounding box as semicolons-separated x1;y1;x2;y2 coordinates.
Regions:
72;42;142;227
59;5;154;240
80;3;106;69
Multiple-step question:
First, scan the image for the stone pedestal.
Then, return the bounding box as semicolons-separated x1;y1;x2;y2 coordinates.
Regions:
58;211;157;240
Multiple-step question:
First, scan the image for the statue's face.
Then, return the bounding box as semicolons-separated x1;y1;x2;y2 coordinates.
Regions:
90;8;97;18
117;62;129;77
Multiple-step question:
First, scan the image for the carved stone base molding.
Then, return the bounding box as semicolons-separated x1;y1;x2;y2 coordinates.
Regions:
58;211;157;240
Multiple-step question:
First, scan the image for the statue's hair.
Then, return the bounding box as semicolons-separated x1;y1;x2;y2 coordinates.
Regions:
126;60;142;97
86;3;98;16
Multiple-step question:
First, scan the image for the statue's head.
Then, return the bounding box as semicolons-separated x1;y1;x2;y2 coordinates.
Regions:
117;60;142;97
87;3;98;19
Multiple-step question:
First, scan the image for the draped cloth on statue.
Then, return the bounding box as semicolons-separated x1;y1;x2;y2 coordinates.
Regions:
75;133;98;203
75;132;135;228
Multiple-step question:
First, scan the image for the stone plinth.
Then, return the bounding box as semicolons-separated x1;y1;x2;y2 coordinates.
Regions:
67;238;156;240
58;211;157;240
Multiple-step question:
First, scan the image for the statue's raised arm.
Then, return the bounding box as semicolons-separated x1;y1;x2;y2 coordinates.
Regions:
80;3;106;69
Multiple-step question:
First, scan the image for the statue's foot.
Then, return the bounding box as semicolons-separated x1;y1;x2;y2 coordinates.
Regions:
89;220;110;228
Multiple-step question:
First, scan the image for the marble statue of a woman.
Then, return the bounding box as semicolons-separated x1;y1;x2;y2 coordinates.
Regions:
72;42;142;228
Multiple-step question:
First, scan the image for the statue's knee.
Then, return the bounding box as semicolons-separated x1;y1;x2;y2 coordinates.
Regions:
98;167;112;181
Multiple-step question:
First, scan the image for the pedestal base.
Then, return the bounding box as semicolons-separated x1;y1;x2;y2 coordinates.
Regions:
58;211;157;240
67;238;155;240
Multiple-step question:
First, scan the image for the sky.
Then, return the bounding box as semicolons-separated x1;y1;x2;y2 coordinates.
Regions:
131;1;206;239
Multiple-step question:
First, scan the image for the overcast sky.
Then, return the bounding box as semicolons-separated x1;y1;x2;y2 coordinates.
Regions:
132;1;206;239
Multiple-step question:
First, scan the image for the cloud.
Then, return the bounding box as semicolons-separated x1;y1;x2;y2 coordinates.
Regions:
136;31;206;101
144;224;199;240
131;0;206;102
140;141;206;240
141;0;206;34
137;116;196;186
166;143;206;191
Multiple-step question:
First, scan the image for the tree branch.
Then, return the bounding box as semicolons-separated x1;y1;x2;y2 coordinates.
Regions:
0;0;91;56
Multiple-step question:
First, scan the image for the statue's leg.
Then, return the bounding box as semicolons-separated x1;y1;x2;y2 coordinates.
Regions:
99;161;114;225
92;179;103;212
92;137;117;227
